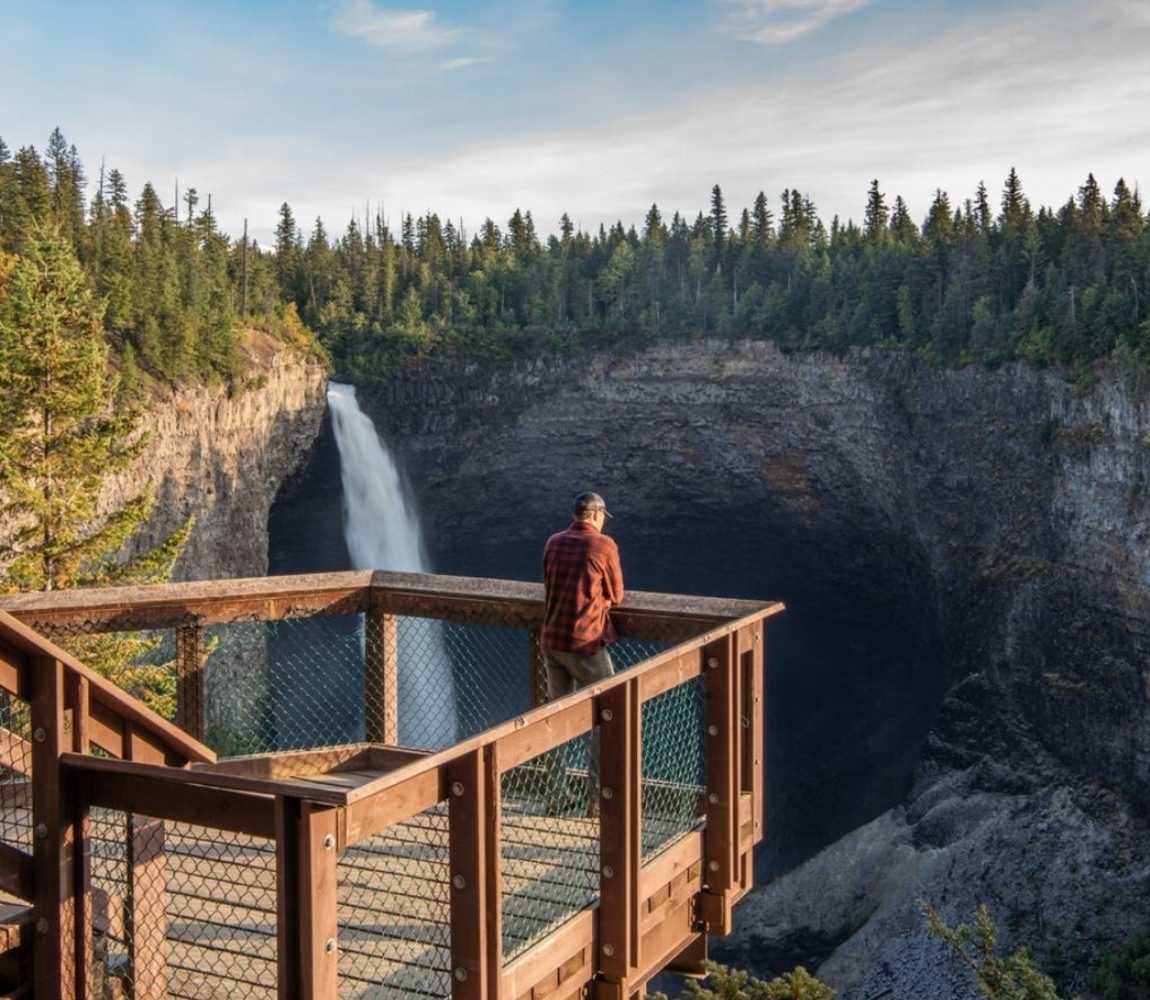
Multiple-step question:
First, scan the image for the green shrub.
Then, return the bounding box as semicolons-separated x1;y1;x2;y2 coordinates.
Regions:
650;961;834;1000
923;902;1063;1000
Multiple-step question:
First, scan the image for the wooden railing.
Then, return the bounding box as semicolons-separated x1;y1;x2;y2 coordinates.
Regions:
0;573;783;1000
0;608;215;999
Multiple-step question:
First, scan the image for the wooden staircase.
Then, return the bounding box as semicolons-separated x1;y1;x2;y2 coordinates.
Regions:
0;608;217;999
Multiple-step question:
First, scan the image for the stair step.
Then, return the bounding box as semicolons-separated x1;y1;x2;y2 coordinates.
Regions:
0;903;33;994
0;905;32;954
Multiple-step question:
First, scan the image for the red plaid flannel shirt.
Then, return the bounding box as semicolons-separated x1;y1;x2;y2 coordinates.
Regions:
542;520;625;654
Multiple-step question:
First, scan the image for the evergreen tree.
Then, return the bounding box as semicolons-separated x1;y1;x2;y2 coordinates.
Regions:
0;225;189;593
864;179;889;244
710;184;728;270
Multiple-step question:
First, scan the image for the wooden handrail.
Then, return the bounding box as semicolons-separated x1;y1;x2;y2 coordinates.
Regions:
0;610;215;766
0;569;772;639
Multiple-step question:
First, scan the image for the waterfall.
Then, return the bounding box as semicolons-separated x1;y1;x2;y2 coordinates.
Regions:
326;382;458;749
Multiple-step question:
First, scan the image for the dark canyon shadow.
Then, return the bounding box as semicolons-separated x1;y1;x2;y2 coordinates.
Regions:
269;411;946;878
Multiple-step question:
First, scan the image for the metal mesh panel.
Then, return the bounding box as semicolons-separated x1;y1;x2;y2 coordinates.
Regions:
203;615;538;758
500;734;600;962
89;808;278;1000
32;621;181;722
641;676;706;862
337;803;452;999
0;690;32;851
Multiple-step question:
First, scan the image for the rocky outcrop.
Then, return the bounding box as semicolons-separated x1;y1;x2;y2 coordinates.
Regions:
104;330;328;582
351;340;1150;997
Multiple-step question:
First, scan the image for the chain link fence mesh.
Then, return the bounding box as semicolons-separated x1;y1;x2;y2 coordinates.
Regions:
89;808;278;1000
337;801;452;999
641;676;706;862
500;733;600;962
13;602;717;996
0;690;32;853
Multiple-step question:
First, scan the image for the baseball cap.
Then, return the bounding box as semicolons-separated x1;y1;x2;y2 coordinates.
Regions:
574;492;612;518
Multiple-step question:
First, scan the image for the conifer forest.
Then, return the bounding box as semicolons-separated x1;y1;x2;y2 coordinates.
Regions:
2;128;1149;385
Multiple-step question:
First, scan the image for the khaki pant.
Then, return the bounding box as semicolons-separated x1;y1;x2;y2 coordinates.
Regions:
542;646;615;812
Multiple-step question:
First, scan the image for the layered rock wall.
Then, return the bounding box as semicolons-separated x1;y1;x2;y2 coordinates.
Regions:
354;340;1150;997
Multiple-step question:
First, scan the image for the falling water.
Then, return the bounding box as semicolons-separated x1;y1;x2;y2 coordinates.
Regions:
326;382;458;748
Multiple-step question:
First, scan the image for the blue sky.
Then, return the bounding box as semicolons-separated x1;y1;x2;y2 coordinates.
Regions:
3;0;1149;245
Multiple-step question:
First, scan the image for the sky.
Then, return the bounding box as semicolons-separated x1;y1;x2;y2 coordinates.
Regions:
2;0;1149;245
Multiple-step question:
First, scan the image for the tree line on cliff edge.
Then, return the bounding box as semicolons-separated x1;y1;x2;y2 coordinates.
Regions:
2;128;1150;386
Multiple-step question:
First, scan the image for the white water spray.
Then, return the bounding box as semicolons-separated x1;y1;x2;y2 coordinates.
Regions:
327;382;457;748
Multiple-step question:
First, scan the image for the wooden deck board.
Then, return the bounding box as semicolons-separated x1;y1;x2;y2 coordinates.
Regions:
4;787;699;994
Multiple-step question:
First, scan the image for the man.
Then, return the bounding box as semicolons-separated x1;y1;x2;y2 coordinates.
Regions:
540;492;624;815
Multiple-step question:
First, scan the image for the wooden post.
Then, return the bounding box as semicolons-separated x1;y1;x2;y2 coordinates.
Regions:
126;817;169;999
701;636;738;934
597;678;640;996
299;804;339;999
66;674;91;1000
749;624;765;846
175;625;205;741
364;608;398;744
448;751;490;999
276;797;302;1000
30;655;73;1000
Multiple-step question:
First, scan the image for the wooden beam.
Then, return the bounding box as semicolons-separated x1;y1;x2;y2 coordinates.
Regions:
0;571;375;630
364;608;398;744
175;624;205;741
0;570;782;637
64;752;349;807
29;656;71;1000
638;831;703;901
484;743;503;1000
344;767;443;848
750;623;765;845
276;796;302;1000
0;610;214;765
702;635;738;935
0;638;28;700
598;679;640;987
498;700;595;774
75;764;277;839
298;804;339;1000
637;651;703;704
502;908;593;999
0;842;34;901
196;744;374;780
66;675;92;1000
448;749;489;1000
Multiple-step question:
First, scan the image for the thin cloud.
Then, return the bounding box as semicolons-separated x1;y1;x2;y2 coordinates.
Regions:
332;0;458;51
347;0;1150;235
717;0;870;45
439;56;492;71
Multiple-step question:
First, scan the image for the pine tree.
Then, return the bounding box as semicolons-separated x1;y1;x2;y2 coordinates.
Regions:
274;202;302;302
889;196;918;244
0;224;189;592
710;184;728;270
864;179;889;244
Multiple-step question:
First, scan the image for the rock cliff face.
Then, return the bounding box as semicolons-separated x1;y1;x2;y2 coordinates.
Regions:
105;330;328;582
350;341;1150;997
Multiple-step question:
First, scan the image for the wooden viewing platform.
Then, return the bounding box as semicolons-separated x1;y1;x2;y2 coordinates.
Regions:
0;571;783;1000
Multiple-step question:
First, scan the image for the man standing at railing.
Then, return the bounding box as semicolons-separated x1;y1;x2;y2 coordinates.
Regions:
541;492;625;816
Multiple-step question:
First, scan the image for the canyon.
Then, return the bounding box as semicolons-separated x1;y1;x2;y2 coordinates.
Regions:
91;335;1150;998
